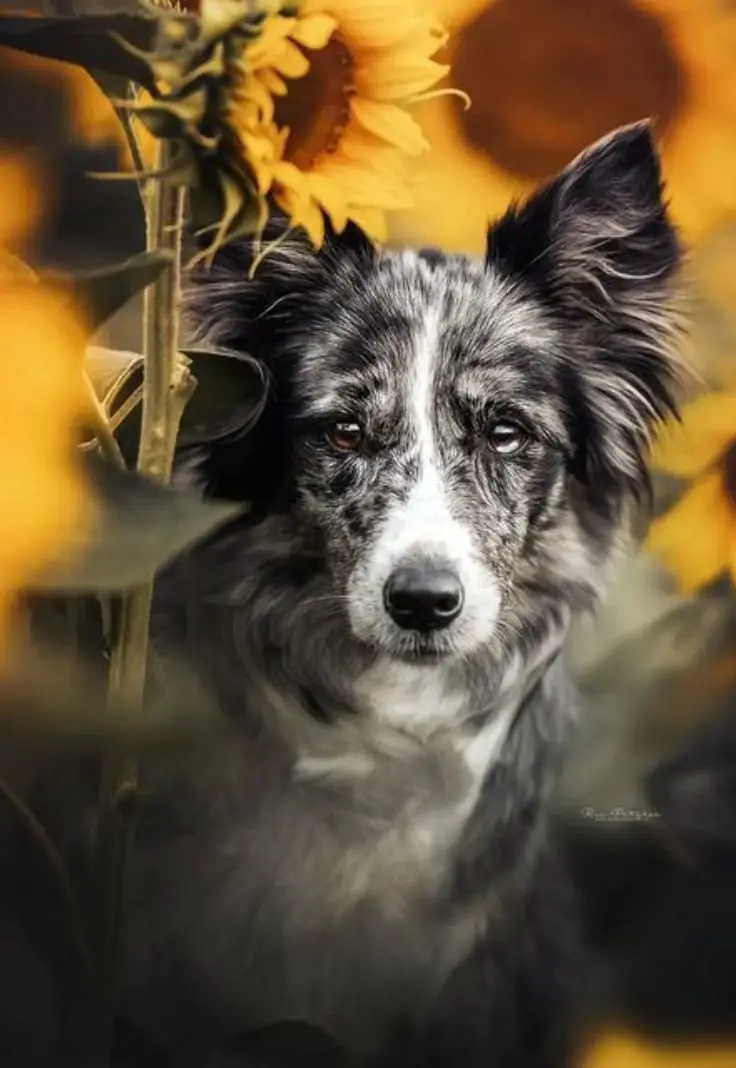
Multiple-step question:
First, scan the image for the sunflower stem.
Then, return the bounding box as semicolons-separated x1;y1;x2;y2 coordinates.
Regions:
115;84;148;204
94;141;193;1065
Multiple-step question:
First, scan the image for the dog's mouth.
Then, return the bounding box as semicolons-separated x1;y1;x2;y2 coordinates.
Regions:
388;632;457;665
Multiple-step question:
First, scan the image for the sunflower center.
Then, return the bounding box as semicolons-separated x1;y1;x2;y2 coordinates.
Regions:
275;35;355;171
722;443;736;506
451;0;686;181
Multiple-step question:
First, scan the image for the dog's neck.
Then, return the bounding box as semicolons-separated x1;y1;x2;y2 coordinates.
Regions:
257;612;571;806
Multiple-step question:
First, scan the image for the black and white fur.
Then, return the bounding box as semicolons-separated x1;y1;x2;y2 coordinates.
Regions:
116;123;683;1067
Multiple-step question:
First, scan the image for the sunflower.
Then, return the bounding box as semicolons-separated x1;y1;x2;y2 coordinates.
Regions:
389;0;736;254
581;1032;736;1068
224;0;451;245
0;159;89;655
647;392;736;594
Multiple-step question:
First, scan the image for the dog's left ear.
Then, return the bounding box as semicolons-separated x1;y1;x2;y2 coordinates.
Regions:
487;121;684;503
185;214;376;359
181;215;376;504
486;121;681;318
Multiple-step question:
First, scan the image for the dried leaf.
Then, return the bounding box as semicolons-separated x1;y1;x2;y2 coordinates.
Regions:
83;345;268;466
81;345;143;466
83;345;143;412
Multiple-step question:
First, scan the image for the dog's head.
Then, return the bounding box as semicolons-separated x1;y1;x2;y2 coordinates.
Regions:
185;123;682;667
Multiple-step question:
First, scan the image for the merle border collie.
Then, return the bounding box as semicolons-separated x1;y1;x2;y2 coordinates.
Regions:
116;123;683;1068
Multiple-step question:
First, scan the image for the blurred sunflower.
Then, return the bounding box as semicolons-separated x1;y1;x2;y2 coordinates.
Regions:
647;392;736;594
225;0;450;245
390;0;736;253
0;158;89;656
581;1032;736;1068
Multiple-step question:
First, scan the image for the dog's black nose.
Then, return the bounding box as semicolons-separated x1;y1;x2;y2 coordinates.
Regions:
383;568;464;631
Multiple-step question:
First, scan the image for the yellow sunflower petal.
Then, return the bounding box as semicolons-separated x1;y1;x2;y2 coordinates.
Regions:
240;76;276;124
581;1030;736;1068
650;392;736;477
258;68;289;97
281;192;326;248
350;98;429;155
317;160;414;208
647;470;736;593
730;538;736;590
305;173;349;232
389;0;736;252
302;1;419;50
246;159;273;194
290;13;338;50
356;56;449;101
272;39;311;80
271;159;309;195
347;206;387;243
246;18;297;68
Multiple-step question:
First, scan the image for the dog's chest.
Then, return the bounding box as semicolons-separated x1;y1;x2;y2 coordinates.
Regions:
124;663;520;1048
354;659;469;737
353;658;517;785
304;660;520;905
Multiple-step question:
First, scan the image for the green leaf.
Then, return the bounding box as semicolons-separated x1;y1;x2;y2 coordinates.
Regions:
0;14;161;90
33;455;244;593
0;645;223;752
179;346;268;444
52;251;174;336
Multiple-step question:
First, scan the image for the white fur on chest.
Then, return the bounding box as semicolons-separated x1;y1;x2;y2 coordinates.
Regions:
295;659;519;805
354;659;467;739
289;659;521;917
354;658;516;779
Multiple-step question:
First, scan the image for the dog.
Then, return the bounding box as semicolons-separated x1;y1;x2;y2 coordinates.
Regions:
109;122;683;1068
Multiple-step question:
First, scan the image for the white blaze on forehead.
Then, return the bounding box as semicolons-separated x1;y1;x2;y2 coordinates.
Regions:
345;260;502;660
370;296;491;599
374;301;476;568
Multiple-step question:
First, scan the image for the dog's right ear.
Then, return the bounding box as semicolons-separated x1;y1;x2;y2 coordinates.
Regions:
185;215;376;360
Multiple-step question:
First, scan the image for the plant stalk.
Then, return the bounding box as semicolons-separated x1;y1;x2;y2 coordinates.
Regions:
94;141;194;1063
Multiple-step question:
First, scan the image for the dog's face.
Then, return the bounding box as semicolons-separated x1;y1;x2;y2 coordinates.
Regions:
186;124;682;667
286;258;573;662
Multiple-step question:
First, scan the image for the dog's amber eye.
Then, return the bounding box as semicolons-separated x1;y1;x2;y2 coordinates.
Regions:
487;422;528;456
327;422;363;452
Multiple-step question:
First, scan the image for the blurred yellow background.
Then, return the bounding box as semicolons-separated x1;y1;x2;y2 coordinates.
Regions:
8;0;736;386
388;0;736;390
392;0;736;253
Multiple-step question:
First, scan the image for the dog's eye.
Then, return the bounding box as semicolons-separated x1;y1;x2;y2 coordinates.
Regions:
327;421;363;452
487;421;528;456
